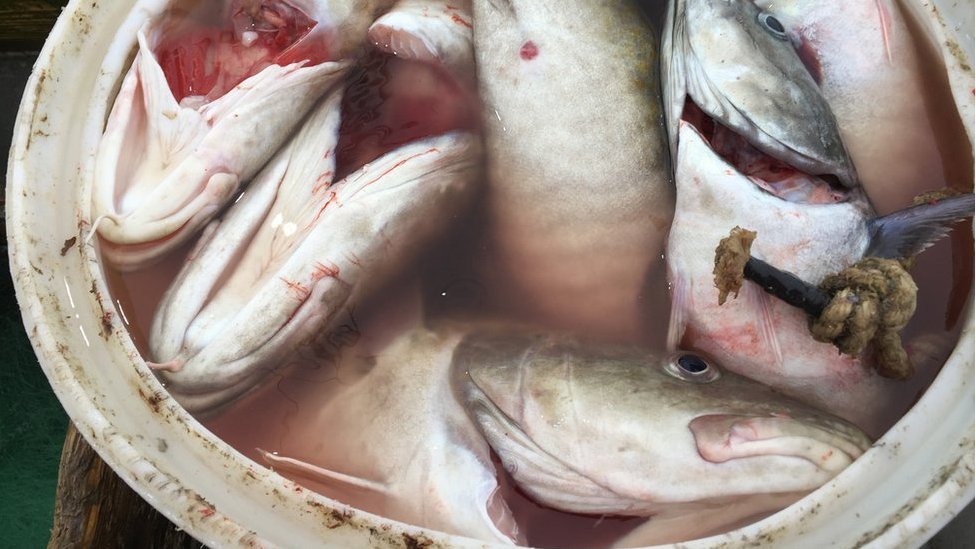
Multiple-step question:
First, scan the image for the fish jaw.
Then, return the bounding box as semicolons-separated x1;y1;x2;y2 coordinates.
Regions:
92;22;351;270
454;333;873;518
664;0;857;188
150;129;481;415
690;414;868;475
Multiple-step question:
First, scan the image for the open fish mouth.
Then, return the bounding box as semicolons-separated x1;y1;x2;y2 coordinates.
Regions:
680;100;853;205
689;413;871;474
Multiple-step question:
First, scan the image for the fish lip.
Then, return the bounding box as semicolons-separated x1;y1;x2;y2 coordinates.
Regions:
689;414;871;474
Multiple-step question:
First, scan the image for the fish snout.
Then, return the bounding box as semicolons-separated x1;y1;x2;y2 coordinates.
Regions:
689;414;871;474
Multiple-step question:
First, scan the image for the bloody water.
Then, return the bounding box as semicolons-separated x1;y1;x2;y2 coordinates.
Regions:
102;4;973;548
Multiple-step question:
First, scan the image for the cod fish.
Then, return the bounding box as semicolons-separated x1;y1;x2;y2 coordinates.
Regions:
472;0;674;344
92;0;390;270
758;0;974;213
666;129;972;437
662;0;974;436
229;328;522;544
149;83;480;414
454;332;871;546
663;0;858;201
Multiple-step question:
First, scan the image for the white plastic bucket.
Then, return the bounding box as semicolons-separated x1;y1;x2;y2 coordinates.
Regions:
6;0;973;547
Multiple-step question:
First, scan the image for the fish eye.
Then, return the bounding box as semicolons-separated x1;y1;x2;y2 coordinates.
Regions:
758;12;789;41
665;353;721;383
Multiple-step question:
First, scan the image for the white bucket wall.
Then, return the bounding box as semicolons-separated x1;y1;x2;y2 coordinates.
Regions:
5;0;973;547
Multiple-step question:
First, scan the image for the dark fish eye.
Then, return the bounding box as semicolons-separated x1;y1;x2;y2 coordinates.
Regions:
665;353;721;383
678;354;708;374
758;12;789;41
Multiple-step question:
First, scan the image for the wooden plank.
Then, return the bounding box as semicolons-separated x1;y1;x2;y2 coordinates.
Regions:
48;423;202;549
0;1;67;50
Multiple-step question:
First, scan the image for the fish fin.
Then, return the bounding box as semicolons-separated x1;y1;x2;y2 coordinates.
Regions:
257;448;394;496
667;275;689;351
865;193;974;259
662;0;687;161
875;0;893;64
135;27;207;159
750;287;784;371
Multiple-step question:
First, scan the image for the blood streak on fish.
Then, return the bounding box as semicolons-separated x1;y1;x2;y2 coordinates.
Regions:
346;148;442;201
281;277;311;301
519;40;538;60
312;261;342;282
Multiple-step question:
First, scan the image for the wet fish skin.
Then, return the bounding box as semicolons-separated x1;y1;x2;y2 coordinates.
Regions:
663;0;858;187
92;0;393;271
758;0;973;214
453;330;871;537
149;89;481;413
665;122;971;437
368;0;475;79
472;0;674;344
208;324;524;545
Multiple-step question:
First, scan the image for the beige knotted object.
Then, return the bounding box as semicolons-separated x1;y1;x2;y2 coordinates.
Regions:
809;258;917;379
713;229;918;380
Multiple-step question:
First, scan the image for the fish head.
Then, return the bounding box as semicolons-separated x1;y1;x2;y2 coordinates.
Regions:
664;117;902;433
453;332;871;519
665;117;973;436
663;0;858;190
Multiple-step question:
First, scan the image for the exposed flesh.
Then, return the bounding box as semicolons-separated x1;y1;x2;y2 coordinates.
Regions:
92;0;391;270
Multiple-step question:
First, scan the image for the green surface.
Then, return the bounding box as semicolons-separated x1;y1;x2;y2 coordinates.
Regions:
0;50;68;548
0;262;68;548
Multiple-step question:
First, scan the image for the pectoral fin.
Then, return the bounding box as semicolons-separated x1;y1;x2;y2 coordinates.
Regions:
258;448;394;496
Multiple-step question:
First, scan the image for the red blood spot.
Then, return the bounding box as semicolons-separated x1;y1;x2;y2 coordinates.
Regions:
200;508;215;518
519;40;539;61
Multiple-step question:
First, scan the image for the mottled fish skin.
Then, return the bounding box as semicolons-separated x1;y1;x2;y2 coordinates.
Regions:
662;0;858;187
92;0;393;271
759;0;974;214
453;330;870;543
472;0;673;344
665;122;970;437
